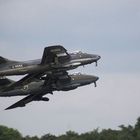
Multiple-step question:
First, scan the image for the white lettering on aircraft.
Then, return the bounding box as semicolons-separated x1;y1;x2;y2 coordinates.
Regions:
23;85;29;90
11;64;23;69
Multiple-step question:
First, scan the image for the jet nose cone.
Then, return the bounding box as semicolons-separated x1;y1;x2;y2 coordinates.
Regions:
90;54;101;61
91;76;99;87
93;76;99;82
90;76;99;82
95;76;99;81
97;55;101;60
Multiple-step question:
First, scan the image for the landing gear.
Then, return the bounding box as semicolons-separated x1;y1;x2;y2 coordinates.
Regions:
94;82;97;87
95;61;98;67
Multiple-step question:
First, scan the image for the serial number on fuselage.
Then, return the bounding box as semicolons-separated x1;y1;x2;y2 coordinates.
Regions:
11;64;23;69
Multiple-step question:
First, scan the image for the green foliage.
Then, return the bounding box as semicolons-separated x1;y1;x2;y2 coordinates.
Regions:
57;131;79;140
40;133;56;140
0;125;22;140
1;117;140;140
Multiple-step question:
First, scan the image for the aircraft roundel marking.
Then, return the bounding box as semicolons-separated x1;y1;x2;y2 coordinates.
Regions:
23;85;29;90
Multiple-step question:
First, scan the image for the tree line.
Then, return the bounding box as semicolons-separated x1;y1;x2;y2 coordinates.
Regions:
0;117;140;140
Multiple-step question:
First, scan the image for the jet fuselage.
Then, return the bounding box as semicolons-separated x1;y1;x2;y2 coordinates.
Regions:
0;73;99;97
0;52;100;76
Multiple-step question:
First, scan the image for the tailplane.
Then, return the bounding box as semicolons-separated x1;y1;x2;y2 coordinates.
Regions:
0;78;14;87
0;56;10;64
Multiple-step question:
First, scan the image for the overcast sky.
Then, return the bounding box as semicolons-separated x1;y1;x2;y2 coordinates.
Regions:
0;0;140;137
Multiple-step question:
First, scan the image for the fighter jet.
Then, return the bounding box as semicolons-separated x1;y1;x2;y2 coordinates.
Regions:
0;72;99;110
0;45;100;77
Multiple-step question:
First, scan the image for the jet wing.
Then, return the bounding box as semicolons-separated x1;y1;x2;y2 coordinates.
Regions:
4;70;70;92
5;94;36;110
4;70;70;91
5;92;49;110
41;45;70;65
4;46;70;91
5;71;71;110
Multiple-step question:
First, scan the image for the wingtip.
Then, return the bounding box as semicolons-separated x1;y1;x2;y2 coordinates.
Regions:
5;108;10;110
5;106;14;110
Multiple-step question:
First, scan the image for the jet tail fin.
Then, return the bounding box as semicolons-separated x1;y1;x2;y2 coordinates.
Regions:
0;56;10;64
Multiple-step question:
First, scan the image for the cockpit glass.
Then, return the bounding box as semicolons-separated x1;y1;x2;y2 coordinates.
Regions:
73;72;82;75
72;51;83;55
78;51;82;54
